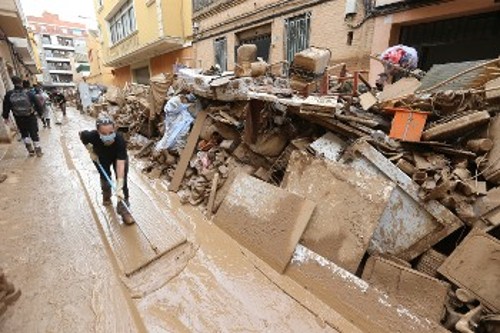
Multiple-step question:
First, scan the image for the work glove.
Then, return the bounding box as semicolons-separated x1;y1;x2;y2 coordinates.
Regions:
116;178;125;202
85;143;98;162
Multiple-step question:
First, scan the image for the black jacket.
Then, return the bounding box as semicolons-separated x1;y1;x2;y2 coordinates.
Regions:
2;86;44;119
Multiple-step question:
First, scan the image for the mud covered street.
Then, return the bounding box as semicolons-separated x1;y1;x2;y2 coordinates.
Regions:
0;109;346;332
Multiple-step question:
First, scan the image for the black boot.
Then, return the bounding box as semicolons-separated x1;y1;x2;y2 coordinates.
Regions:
100;178;112;206
117;200;135;225
46;119;51;129
25;143;35;157
35;146;43;157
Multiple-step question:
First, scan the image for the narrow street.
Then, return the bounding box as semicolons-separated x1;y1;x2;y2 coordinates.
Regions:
0;108;344;332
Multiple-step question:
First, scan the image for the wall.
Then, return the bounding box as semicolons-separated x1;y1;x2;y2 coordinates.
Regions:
86;33;115;86
162;0;192;39
150;47;193;76
96;0;191;67
111;65;131;87
369;0;500;82
194;0;374;72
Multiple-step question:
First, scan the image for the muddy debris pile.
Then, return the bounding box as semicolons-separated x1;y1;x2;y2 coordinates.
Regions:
89;49;500;332
0;268;21;317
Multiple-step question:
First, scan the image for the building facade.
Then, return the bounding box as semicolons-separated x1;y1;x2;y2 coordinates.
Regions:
94;0;193;87
27;12;89;89
192;0;375;73
86;29;114;86
0;0;40;100
369;0;500;82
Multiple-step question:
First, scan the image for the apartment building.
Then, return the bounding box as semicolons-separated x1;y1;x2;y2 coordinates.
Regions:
192;0;375;73
369;0;500;82
27;11;89;89
0;0;40;99
86;29;114;86
94;0;193;87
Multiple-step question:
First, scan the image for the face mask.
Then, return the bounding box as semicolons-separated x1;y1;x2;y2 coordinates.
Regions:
100;132;116;145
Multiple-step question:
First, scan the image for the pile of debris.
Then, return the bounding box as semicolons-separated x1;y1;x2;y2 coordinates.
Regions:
88;47;500;332
0;268;21;317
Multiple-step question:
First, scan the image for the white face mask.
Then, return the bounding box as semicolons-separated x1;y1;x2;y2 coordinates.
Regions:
100;132;116;144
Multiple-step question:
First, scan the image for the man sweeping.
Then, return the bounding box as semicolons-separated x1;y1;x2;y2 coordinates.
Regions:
79;115;135;225
2;76;44;157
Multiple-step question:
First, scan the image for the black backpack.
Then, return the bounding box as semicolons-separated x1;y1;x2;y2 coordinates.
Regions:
9;90;33;117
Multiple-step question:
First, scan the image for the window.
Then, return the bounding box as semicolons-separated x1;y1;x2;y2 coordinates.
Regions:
133;66;150;85
108;0;136;44
42;34;51;44
214;37;227;72
73;29;82;36
285;13;311;64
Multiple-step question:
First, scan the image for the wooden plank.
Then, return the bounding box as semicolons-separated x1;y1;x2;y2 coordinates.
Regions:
378;77;421;102
168;110;208;192
128;170;186;254
206;172;220;218
78;169;157;276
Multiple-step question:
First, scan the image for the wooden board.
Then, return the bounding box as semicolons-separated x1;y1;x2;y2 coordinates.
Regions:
438;229;500;312
78;168;157;276
214;174;315;273
169;110;208;192
283;151;394;273
378;77;421;102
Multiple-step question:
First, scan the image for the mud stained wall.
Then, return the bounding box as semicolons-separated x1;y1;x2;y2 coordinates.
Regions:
150;47;194;75
193;0;374;71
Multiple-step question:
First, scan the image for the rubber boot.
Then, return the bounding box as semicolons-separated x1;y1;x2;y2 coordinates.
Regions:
100;178;112;206
117;200;135;225
46;119;51;129
25;143;35;157
35;147;43;157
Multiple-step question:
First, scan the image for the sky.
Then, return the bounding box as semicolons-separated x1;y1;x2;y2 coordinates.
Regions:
20;0;98;29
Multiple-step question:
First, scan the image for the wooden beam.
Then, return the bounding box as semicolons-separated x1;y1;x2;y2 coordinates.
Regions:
168;110;208;192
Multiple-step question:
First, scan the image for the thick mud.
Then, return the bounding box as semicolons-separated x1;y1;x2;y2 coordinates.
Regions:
0;109;344;332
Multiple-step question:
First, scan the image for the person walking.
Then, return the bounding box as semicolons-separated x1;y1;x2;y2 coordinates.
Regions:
54;90;67;116
2;76;44;157
79;115;135;225
34;86;52;129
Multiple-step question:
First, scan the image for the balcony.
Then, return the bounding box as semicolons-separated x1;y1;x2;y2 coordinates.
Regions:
0;0;25;37
8;37;40;74
46;56;71;63
49;69;73;75
104;33;185;67
42;43;75;51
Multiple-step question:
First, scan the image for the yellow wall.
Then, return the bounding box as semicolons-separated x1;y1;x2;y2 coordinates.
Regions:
162;0;192;38
95;0;192;67
27;30;42;73
86;32;115;86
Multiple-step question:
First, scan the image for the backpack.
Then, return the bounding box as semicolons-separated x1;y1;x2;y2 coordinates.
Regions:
9;90;33;117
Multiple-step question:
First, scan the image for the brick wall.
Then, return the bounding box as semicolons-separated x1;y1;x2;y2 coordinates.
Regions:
194;0;374;72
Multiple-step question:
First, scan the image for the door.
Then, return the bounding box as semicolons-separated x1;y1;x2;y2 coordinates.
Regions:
285;13;311;64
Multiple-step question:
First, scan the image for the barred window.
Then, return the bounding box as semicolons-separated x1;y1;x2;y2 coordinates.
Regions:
108;0;136;45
